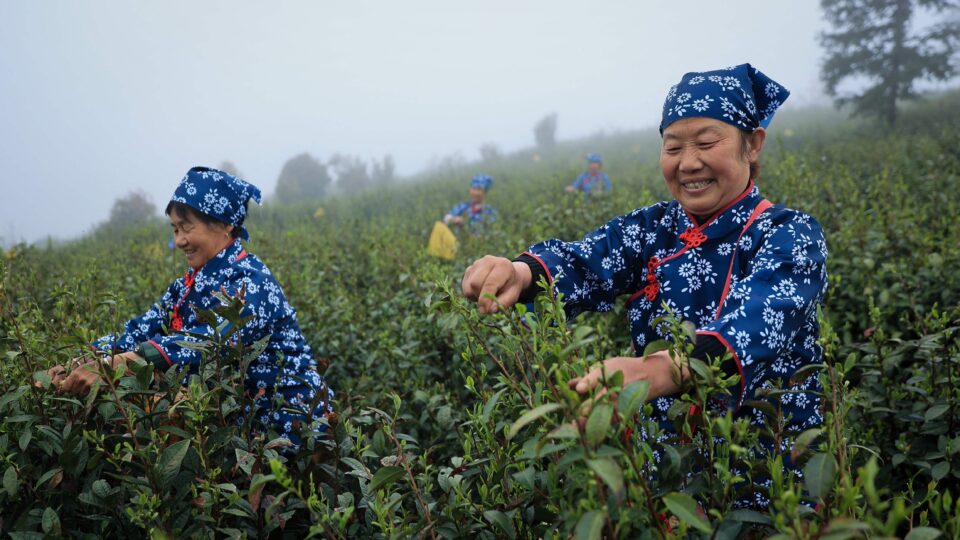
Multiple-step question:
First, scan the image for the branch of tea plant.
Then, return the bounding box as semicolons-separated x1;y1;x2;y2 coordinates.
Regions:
462;320;533;410
826;362;847;485
579;364;668;538
4;307;48;422
480;316;538;396
503;305;571;407
94;359;151;455
385;426;437;540
449;291;534;409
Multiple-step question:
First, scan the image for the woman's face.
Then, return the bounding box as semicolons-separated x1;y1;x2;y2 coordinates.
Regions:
660;117;765;218
169;208;234;269
469;187;486;204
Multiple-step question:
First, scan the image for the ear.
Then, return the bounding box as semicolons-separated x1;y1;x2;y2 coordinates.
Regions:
747;127;766;162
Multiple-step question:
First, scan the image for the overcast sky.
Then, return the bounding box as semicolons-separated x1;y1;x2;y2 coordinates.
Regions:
1;1;835;244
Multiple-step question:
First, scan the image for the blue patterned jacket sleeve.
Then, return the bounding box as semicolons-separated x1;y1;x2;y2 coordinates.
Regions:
92;282;177;355
448;202;469;217
602;173;613;192
571;173;587;190
696;211;828;408
143;273;283;370
524;207;658;317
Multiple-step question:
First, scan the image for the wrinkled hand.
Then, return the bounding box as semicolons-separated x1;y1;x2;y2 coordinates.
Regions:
41;352;141;395
45;364;69;388
461;255;532;314
56;360;104;396
568;351;688;402
564;185;576;193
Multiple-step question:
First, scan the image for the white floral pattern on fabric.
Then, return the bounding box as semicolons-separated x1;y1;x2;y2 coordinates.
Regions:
171;166;263;241
524;185;828;507
93;239;333;445
660;63;791;134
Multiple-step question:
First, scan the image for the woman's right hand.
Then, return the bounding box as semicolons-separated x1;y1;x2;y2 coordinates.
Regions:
461;255;532;314
46;363;68;388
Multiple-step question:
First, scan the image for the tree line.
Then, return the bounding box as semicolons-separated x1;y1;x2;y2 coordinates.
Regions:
102;0;960;230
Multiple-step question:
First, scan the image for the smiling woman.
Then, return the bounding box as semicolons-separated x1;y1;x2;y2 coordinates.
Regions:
461;63;828;508
46;166;334;448
660;118;766;219
165;201;243;269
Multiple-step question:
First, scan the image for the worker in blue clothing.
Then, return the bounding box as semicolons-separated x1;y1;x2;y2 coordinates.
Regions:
566;153;612;195
443;174;497;235
47;166;334;447
462;64;825;508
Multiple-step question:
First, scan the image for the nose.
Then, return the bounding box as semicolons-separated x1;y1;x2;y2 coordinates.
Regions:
175;234;189;249
678;146;703;174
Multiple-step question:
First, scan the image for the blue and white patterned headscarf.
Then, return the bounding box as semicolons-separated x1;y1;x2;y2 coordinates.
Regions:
170;166;263;240
660;63;789;134
470;174;493;191
586;153;602;164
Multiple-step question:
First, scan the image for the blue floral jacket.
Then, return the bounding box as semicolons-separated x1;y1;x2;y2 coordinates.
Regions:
94;240;332;438
524;183;828;504
447;201;497;234
571;171;612;195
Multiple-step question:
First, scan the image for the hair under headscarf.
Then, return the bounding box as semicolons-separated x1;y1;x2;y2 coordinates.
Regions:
170;166;263;240
470;174;493;191
586;153;602;164
660;63;789;135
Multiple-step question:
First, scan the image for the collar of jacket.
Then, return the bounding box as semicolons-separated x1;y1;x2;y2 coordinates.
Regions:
674;181;765;242
190;239;246;287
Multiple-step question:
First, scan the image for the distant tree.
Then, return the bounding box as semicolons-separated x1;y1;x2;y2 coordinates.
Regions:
819;0;960;125
370;154;396;185
426;151;467;174
329;153;372;193
108;190;157;227
479;143;502;161
218;161;243;177
534;113;558;148
275;153;332;203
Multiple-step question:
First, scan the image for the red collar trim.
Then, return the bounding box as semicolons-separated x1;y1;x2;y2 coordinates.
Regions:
683;180;756;229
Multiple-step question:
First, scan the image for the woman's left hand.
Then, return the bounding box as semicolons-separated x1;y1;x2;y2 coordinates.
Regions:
57;360;104;396
568;350;689;402
49;352;141;396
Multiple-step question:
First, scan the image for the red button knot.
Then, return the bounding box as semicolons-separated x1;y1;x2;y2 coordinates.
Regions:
643;283;659;301
679;227;707;248
643;256;660;301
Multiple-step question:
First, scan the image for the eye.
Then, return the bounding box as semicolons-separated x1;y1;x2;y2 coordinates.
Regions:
697;140;719;150
663;146;681;155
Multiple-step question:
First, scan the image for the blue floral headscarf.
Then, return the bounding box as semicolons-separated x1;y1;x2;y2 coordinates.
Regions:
170;166;262;241
470;174;493;191
586;153;602;164
660;63;789;134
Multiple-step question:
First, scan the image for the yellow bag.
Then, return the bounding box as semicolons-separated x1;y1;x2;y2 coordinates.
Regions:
427;221;458;261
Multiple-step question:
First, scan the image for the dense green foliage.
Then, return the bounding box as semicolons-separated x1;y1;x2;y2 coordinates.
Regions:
1;92;960;539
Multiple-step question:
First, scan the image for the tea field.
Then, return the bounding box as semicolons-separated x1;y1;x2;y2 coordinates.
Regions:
1;92;960;539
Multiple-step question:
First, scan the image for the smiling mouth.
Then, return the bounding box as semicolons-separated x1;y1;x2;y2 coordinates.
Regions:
182;249;197;257
681;179;716;191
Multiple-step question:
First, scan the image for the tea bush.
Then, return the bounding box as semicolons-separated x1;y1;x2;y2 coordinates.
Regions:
1;93;959;538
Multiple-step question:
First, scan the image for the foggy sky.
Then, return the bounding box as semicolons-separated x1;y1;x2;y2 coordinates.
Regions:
1;1;831;244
